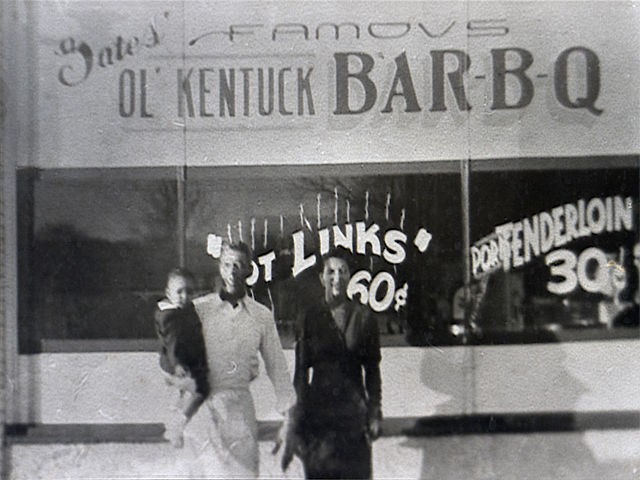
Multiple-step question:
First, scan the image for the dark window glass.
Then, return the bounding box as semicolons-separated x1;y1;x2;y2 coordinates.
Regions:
468;158;639;344
18;168;179;352
18;164;464;350
19;158;635;351
186;164;464;347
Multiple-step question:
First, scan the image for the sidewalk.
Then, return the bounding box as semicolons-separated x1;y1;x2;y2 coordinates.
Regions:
8;429;640;479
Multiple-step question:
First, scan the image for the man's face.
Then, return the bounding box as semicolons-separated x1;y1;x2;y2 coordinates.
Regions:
219;247;250;295
166;275;191;308
320;257;350;304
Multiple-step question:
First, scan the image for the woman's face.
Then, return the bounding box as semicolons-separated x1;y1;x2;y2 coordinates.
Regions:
320;257;351;304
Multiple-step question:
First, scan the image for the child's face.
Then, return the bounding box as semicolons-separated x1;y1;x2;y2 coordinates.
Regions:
166;276;191;308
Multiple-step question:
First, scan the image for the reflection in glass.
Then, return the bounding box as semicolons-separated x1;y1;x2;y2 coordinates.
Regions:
187;169;463;348
468;164;639;343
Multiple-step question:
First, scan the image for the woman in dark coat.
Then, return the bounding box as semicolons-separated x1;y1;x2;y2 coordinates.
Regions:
286;250;382;479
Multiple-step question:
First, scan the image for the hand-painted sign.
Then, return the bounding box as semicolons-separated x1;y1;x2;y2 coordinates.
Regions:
471;195;635;296
207;190;432;312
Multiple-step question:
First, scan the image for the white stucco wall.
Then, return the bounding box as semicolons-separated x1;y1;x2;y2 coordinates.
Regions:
12;340;640;425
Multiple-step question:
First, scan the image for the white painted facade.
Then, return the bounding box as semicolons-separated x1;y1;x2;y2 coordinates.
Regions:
11;341;640;425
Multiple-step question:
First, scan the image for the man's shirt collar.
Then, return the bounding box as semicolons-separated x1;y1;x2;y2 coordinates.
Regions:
219;290;248;309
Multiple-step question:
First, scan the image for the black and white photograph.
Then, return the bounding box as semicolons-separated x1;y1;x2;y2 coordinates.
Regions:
1;1;639;478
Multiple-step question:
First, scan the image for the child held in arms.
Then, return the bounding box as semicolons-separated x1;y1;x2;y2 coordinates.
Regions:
154;268;210;448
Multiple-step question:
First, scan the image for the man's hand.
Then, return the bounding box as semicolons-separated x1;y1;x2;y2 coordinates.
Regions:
272;422;285;455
